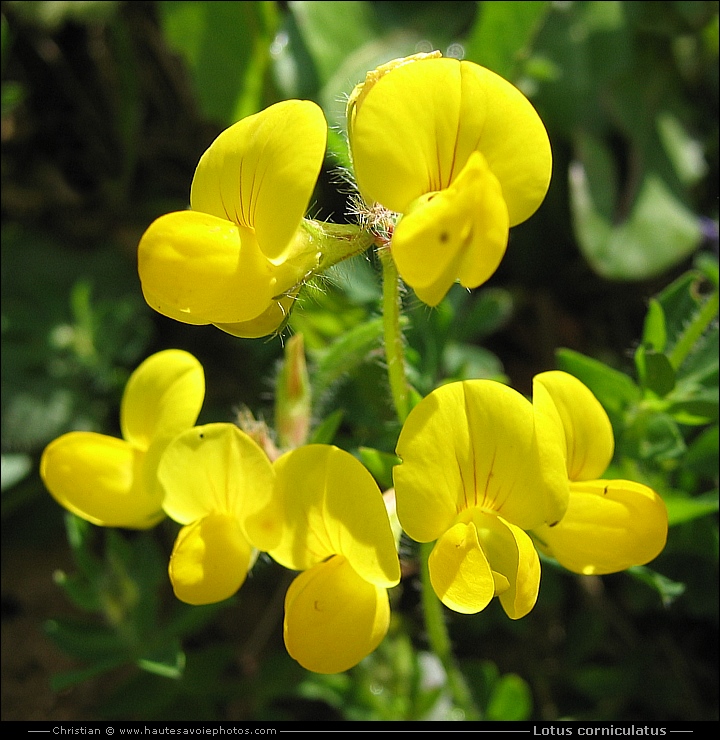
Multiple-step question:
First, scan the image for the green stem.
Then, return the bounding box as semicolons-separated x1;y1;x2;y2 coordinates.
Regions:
379;246;479;719
419;542;481;720
380;247;410;424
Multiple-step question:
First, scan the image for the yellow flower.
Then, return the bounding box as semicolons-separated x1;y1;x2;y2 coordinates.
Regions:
158;423;281;606
393;380;568;618
40;350;205;529
347;52;552;306
268;445;401;674
531;371;668;575
138;100;328;337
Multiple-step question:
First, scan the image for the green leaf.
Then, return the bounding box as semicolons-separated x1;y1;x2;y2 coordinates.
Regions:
64;514;105;582
656;111;708;187
671;299;719;381
281;0;380;144
654;269;713;354
451;287;515;344
159;1;279;125
485;673;533;721
0;453;32;491
624;411;687;462
309;409;345;445
665;395;718;426
531;1;633;134
649;414;690;460
683;424;719;479
665;326;718;425
641;298;668;352
663;490;719;526
634;346;676;397
695;251;719;288
288;1;378;86
53;570;104;613
45;618;129;661
137;643;186;680
442;343;507;383
569;162;703;280
464;1;551;81
627;566;686;608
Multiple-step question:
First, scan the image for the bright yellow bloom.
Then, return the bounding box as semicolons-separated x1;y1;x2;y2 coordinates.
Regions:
268;445;401;674
40;350;205;529
531;371;668;575
393;380;568;618
347;52;552;306
158;423;281;605
138;100;328;337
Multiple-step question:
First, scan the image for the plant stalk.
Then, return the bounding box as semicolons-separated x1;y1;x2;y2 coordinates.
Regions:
380;246;480;719
380;246;410;424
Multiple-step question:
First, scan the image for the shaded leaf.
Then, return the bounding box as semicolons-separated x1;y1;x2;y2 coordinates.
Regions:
569;162;703;280
159;1;279;125
464;0;551;81
663;490;719;526
628;565;686;608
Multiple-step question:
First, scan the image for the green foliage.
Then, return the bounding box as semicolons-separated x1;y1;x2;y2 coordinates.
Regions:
557;253;718;505
533;1;716;280
158;1;280;125
46;515;226;693
1;0;717;724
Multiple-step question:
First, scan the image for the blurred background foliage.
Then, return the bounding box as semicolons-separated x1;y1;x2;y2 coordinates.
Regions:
1;0;717;722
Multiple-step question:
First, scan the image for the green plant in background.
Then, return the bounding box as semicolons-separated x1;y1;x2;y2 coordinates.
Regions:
1;0;717;723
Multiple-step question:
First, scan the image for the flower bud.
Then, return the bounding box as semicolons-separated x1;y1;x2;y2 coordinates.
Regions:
275;333;312;449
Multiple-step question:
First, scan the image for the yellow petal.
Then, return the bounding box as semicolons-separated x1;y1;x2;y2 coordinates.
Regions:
283;555;391;674
428;521;495;614
120;349;204;451
533;371;614;481
190;99;327;263
159;423;280;551
349;57;462;212
138;211;280;324
533;480;668;575
141;285;211;326
457;61;552;226
269;445;400;587
394;380;567;540
346;51;442;140
472;512;540;620
214;291;298;339
40;432;163;529
348;56;551;226
392;151;509;306
169;513;253;605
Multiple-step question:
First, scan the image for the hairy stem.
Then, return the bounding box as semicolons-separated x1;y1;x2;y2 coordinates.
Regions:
380;245;479;718
380;246;410;424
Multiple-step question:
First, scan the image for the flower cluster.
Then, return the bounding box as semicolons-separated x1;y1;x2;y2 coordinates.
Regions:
394;371;667;617
40;52;668;675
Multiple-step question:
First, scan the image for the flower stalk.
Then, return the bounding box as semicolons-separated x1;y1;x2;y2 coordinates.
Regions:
380;245;410;424
380;244;480;718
